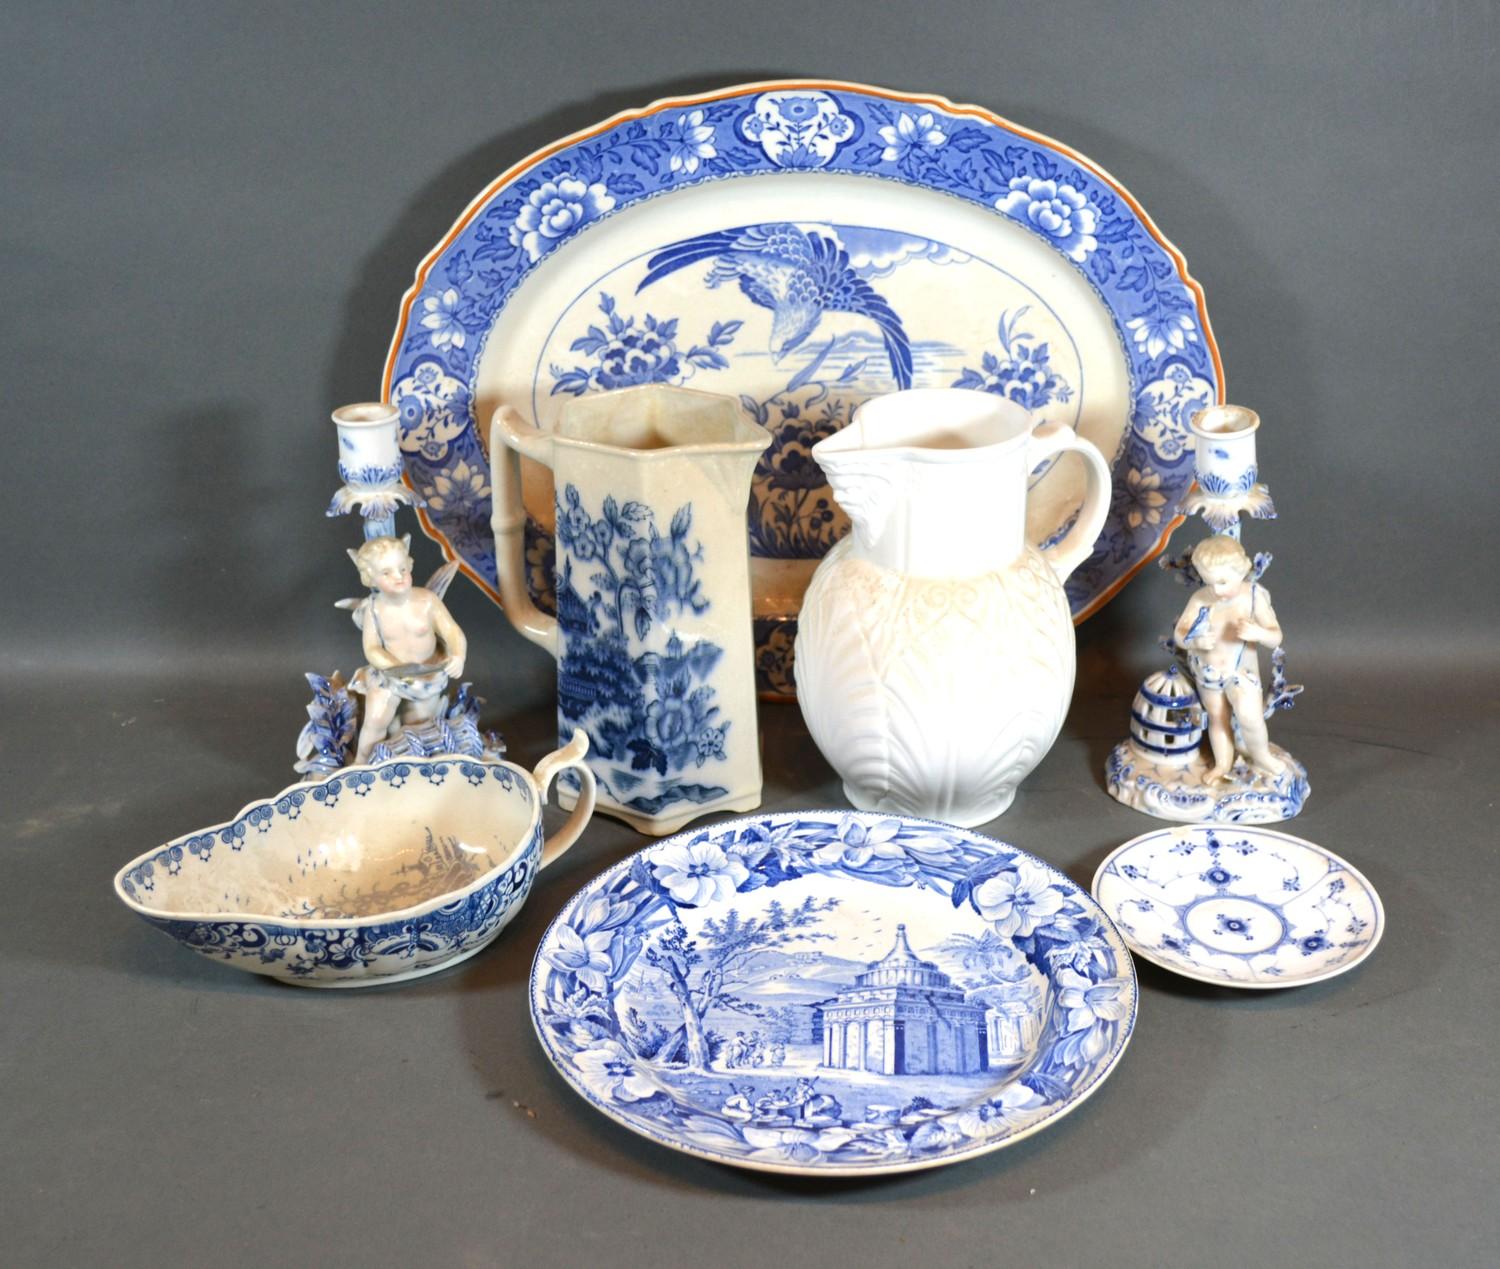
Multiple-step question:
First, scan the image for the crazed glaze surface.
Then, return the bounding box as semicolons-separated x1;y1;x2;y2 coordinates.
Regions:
115;739;595;987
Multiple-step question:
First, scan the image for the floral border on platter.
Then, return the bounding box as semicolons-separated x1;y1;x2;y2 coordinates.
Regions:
383;81;1222;641
530;812;1137;1173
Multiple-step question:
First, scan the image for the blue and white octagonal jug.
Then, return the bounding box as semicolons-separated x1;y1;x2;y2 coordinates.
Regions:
491;385;771;835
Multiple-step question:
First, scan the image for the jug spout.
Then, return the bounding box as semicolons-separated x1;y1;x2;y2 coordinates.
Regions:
808;431;904;554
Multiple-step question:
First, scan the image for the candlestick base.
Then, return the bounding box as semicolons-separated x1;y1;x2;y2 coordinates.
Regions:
1106;740;1309;824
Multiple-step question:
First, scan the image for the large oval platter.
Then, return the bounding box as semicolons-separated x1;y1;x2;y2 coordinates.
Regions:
530;812;1137;1176
384;80;1222;695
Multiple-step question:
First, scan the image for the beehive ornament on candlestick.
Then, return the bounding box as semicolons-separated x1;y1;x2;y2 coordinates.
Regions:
1126;666;1205;767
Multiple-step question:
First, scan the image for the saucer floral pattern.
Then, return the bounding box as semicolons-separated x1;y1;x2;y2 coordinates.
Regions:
1094;827;1383;988
531;813;1136;1173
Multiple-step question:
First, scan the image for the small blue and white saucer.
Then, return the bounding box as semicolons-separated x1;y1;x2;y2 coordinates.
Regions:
1092;826;1383;989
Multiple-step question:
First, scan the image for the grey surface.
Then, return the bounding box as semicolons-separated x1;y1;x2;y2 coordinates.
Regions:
8;664;1499;1268
4;2;1499;1266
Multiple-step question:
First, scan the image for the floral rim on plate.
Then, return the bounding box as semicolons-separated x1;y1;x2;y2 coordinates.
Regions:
530;811;1137;1175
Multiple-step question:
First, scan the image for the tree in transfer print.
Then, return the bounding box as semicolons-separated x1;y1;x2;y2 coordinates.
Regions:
933;929;1030;989
640;896;839;1070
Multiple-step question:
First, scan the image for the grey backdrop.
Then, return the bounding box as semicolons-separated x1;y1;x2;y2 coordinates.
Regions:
4;3;1497;1267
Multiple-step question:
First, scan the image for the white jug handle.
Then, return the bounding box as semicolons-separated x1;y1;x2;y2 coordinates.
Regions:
1027;421;1112;584
531;728;596;869
489;405;559;656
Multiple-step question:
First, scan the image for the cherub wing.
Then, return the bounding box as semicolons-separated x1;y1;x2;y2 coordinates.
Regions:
335;596;370;629
425;560;460;600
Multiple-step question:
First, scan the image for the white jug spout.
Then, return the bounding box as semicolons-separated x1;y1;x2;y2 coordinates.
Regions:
811;442;901;549
814;388;1053;579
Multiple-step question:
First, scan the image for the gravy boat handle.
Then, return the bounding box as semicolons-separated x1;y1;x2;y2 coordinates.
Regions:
531;728;597;869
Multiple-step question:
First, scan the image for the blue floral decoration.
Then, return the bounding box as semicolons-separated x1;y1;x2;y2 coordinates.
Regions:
553;484;729;814
386;82;1221;644
531;812;1136;1173
1095;827;1383;987
952;307;1074;410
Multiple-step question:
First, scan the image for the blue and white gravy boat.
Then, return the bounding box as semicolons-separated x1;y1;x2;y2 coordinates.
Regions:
115;733;595;987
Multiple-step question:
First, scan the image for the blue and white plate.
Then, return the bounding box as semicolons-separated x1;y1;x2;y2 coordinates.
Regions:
530;812;1136;1175
383;80;1222;696
1092;827;1384;989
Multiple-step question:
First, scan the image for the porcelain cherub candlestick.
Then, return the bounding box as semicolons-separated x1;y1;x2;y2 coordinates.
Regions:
1106;405;1308;822
294;404;500;777
345;534;467;764
1173;535;1288;783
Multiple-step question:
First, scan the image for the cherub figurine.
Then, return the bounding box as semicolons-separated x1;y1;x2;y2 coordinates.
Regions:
347;534;467;764
1173;535;1284;782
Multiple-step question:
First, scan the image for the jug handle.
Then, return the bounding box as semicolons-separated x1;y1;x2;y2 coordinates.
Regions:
489;405;559;655
532;729;597;869
1028;421;1112;584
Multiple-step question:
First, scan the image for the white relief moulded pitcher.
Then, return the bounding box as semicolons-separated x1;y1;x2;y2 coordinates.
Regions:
793;388;1111;827
490;384;771;836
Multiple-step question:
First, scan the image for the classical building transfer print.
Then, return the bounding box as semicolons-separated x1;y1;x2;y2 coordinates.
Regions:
533;813;1134;1171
